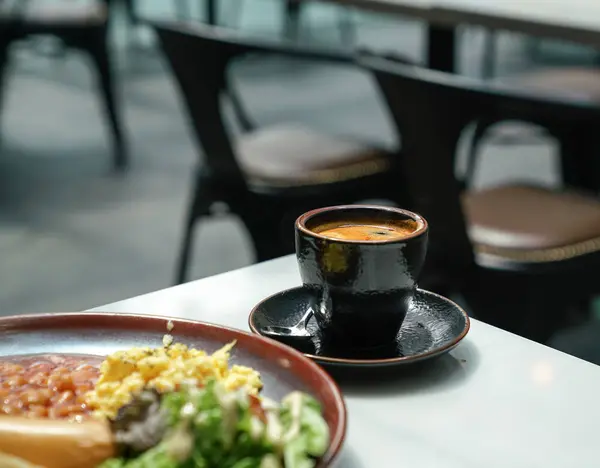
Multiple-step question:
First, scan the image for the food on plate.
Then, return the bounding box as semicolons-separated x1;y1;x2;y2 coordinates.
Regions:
0;416;114;468
86;341;262;420
0;336;330;468
0;355;102;420
99;379;329;468
0;452;44;468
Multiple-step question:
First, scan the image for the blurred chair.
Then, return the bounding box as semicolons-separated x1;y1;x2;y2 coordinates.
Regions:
480;31;600;79
104;0;137;26
479;29;498;80
0;0;127;170
152;22;410;284
464;67;600;194
362;55;600;343
469;31;600;193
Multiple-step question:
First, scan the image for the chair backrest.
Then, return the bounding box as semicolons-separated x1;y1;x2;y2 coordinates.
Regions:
152;21;355;186
361;56;600;286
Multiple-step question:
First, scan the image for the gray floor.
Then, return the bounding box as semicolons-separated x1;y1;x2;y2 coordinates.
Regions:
1;1;599;358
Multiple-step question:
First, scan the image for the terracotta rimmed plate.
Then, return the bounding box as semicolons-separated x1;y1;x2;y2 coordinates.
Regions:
249;287;470;369
0;312;346;468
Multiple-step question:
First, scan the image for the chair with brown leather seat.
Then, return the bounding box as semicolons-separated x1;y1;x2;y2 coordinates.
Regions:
464;66;600;194
0;0;127;169
151;22;411;284
362;55;600;343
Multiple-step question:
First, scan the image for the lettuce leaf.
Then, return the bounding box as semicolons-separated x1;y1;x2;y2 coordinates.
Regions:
161;391;188;426
189;380;272;467
104;382;329;468
99;443;180;468
279;393;329;468
282;437;316;468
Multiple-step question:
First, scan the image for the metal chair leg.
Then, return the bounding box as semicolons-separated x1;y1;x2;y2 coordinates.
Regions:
558;127;600;194
283;0;302;40
174;172;214;284
175;216;197;285
480;29;498;79
338;8;357;48
241;209;295;262
85;29;127;171
205;0;217;25
122;0;138;25
463;121;491;189
0;42;9;143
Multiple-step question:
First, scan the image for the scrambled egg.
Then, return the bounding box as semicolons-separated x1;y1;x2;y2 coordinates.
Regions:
86;341;262;419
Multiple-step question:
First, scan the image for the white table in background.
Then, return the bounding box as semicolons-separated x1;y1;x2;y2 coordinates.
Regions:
91;255;600;468
311;0;600;73
434;0;600;47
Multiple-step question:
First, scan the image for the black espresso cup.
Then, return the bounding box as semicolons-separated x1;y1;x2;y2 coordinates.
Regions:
295;205;428;348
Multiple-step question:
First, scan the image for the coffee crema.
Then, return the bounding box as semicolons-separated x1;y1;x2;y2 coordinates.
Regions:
316;221;417;241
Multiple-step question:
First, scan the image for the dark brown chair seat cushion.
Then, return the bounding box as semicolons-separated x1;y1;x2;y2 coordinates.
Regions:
500;68;600;103
237;124;393;187
463;184;600;263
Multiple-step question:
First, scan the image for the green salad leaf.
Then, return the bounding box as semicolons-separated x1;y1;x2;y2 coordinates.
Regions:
161;390;189;426
280;393;330;468
99;443;180;468
99;380;330;468
283;437;314;468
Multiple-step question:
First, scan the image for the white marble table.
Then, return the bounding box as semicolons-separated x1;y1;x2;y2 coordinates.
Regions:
92;255;600;468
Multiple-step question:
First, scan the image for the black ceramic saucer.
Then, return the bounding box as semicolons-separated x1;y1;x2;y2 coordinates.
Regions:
249;287;470;369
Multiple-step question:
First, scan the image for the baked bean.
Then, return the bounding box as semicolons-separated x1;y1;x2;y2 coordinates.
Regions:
5;375;26;388
27;405;48;418
3;394;24;408
57;390;74;404
1;404;20;415
48;375;74;392
49;404;86;420
29;372;49;387
20;388;52;406
0;354;102;420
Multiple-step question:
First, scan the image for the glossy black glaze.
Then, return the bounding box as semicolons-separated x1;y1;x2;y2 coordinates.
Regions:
249;286;470;369
295;205;428;348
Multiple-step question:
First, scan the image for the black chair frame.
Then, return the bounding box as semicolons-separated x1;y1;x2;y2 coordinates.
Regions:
0;1;127;169
152;21;410;284
363;56;600;342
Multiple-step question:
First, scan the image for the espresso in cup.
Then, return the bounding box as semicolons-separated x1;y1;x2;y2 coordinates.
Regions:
315;220;419;242
295;205;428;348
